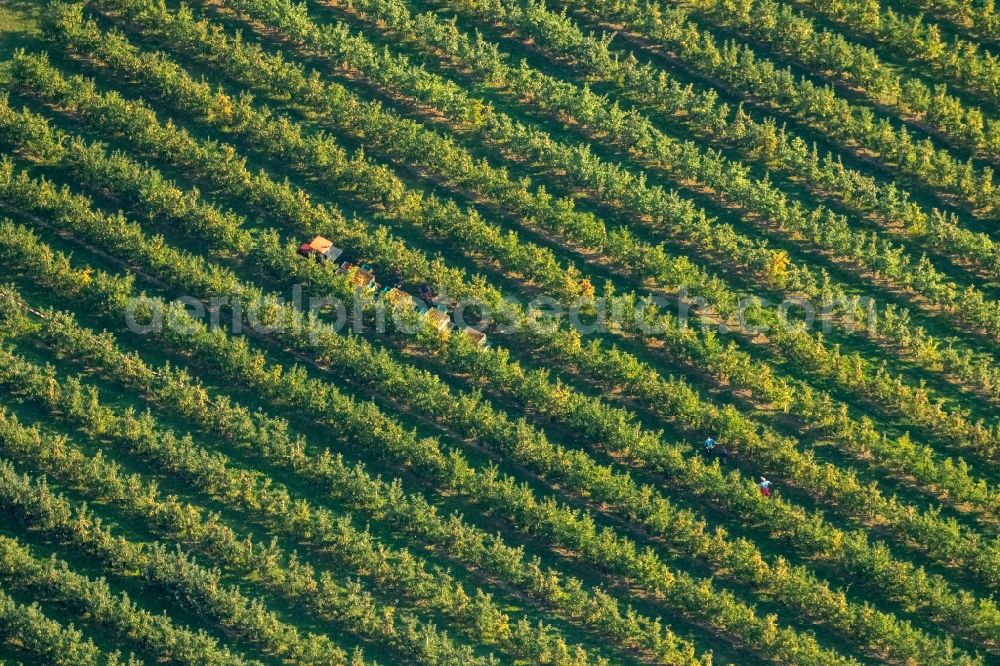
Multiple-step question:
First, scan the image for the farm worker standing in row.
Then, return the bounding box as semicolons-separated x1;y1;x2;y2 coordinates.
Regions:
702;437;728;464
759;477;772;498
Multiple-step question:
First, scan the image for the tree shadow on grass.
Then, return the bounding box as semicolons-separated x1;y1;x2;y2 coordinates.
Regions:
0;0;44;64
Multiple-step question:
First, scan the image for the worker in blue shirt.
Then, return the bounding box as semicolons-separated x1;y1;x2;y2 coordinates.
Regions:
702;437;729;465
